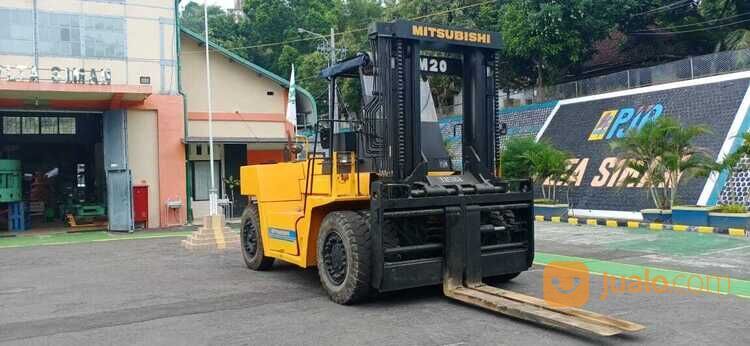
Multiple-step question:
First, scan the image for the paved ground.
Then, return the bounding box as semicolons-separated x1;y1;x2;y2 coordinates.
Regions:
0;223;748;345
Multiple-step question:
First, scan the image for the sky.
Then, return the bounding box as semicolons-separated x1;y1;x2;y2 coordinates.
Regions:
207;0;235;9
180;0;236;10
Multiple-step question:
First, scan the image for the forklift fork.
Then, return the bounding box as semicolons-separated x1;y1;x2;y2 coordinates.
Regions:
442;205;645;337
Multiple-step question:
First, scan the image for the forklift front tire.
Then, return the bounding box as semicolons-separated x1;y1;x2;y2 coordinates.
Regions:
317;211;372;305
240;204;275;271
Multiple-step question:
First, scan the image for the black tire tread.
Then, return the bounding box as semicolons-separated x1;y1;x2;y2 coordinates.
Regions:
317;211;372;305
240;203;275;271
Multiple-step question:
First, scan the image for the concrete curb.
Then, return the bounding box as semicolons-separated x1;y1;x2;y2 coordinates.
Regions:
535;215;749;238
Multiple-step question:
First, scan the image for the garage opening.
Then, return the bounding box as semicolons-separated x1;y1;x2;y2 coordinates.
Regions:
0;111;108;233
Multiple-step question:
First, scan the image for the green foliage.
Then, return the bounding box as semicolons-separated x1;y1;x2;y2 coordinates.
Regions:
610;116;714;210
497;0;638;98
500;137;572;202
179;0;750;117
712;203;748;214
500;137;537;179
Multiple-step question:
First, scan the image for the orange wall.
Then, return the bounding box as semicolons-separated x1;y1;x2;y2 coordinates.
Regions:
130;95;187;227
247;150;284;165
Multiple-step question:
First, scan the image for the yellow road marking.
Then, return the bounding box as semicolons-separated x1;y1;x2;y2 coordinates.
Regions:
568;217;578;225
586;219;598;226
627;221;640;228
551;216;561;223
605;220;618;228
535;215;545;222
697;226;714;234
649;223;663;231
728;228;746;237
672;225;688;232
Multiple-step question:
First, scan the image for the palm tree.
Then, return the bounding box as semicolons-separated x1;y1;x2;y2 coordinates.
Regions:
610;117;714;209
501;137;573;202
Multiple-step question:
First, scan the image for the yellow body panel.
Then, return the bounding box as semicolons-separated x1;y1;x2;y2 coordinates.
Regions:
240;153;370;268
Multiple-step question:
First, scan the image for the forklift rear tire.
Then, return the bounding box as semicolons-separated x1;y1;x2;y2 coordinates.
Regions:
317;211;372;305
240;203;275;271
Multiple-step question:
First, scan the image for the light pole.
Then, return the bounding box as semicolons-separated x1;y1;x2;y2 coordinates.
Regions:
297;27;338;123
203;1;217;216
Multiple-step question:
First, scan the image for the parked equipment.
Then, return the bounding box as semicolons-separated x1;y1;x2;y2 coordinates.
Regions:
239;20;643;336
0;160;22;203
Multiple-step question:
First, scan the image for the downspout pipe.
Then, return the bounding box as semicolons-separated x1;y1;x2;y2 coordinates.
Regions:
175;0;193;223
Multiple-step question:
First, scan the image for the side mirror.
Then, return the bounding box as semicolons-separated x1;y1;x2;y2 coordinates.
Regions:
320;127;332;149
498;122;508;136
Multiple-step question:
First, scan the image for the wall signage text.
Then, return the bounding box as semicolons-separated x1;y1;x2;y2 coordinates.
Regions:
0;65;112;85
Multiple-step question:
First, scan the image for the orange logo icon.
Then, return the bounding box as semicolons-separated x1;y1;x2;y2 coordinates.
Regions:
543;261;590;307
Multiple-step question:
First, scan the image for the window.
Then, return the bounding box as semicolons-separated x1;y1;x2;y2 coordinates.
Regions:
22;117;39;134
40;117;58;134
37;12;81;57
37;12;124;59
192;161;221;201
83;16;125;59
0;9;34;55
2;117;20;134
59;117;76;134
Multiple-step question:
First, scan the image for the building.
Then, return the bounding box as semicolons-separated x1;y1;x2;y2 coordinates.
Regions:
179;28;316;220
0;0;315;232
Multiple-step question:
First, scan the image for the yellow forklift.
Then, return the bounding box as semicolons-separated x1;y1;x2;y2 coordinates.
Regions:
239;21;643;336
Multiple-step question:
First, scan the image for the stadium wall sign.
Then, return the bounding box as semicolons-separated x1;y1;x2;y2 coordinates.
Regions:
536;71;750;219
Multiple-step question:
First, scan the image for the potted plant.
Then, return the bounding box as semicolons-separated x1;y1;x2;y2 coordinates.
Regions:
501;137;573;219
611;117;714;224
709;203;750;230
671;205;712;227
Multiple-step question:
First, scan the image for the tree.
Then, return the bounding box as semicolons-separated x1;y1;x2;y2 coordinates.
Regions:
610;117;714;210
498;0;637;100
500;137;572;201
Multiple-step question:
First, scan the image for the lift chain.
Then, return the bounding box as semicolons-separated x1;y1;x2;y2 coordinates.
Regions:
395;39;407;176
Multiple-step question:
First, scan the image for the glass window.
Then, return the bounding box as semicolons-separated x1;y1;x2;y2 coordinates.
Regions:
59;117;76;134
82;16;125;59
0;9;34;55
40;117;58;134
3;117;20;134
37;12;124;59
38;12;81;57
22;117;39;134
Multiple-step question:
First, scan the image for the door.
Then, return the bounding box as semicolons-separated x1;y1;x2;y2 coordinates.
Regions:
224;144;247;215
103;109;133;232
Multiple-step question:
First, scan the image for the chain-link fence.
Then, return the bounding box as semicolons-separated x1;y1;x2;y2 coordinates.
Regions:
509;48;750;103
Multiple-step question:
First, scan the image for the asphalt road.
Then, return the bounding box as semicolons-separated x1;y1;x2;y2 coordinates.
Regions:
0;223;748;345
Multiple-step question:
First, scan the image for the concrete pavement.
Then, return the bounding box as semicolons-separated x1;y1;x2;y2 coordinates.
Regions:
0;222;747;345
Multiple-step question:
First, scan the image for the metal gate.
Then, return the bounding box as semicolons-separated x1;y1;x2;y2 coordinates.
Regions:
103;109;133;232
